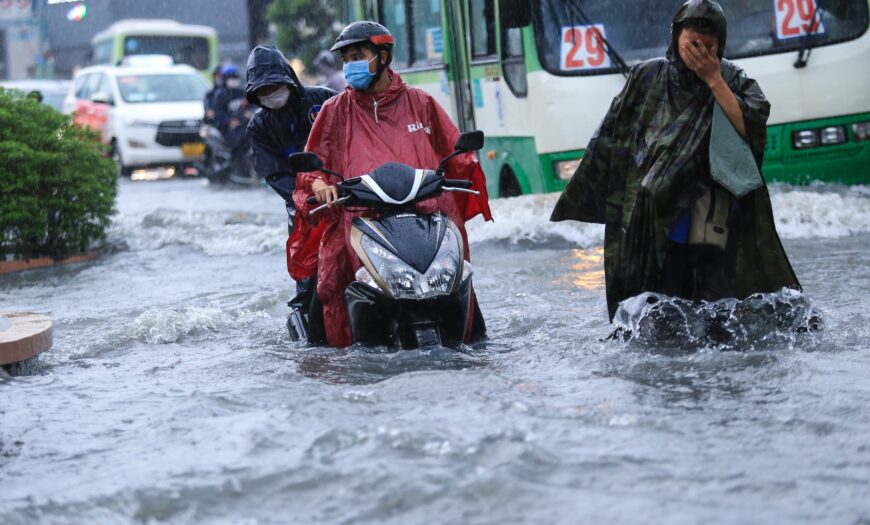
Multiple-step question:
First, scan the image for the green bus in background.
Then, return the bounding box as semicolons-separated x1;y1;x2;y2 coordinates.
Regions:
91;19;219;75
341;0;869;198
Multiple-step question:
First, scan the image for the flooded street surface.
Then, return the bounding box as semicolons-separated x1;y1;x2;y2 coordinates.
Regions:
2;178;870;524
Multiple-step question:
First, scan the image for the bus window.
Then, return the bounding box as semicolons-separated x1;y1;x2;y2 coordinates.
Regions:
533;0;870;76
471;0;497;59
381;0;410;68
501;26;527;97
124;36;211;70
93;40;114;65
412;0;444;65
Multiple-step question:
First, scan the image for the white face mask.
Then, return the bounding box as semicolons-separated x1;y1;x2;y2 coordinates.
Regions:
225;78;242;89
260;86;290;109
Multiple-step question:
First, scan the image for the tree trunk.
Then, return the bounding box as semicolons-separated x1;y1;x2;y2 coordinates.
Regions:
248;0;273;48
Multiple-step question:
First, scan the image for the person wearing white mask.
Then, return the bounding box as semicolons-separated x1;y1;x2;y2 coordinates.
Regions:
245;45;338;343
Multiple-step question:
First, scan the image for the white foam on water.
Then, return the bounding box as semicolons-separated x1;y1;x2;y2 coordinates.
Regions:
108;183;870;257
132;304;271;344
467;186;870;247
108;208;286;256
770;188;870;239
466;193;604;247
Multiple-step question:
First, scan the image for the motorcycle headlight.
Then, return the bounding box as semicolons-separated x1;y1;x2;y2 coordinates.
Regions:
461;260;473;282
360;228;462;299
354;265;381;291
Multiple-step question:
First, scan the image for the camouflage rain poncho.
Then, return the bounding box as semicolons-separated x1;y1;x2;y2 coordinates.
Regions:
550;0;800;320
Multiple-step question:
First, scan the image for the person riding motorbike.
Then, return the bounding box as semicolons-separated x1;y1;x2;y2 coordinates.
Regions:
292;21;493;348
203;64;223;124
213;65;248;151
245;45;338;343
201;64;258;183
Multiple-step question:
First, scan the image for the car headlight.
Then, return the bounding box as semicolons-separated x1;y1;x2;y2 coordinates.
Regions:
360;228;462;299
555;158;581;181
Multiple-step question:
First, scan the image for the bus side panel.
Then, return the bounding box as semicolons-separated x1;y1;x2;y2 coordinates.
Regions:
113;35;124;66
763;112;870;185
395;68;457;124
479;136;540;196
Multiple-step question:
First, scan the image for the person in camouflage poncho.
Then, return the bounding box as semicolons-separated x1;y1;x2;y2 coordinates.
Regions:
551;0;800;321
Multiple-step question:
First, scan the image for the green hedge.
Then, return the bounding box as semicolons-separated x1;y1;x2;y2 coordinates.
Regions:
0;88;117;260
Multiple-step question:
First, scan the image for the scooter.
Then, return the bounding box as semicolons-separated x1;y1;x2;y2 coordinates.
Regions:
199;99;258;185
289;130;485;349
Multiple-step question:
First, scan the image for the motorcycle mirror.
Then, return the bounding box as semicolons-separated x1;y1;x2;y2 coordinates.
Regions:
289;152;323;173
453;130;484;153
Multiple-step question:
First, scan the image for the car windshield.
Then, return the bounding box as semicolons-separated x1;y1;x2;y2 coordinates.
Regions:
533;0;869;76
124;36;211;70
116;73;209;104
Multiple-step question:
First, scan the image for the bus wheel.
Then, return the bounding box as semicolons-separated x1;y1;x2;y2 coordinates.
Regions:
499;166;522;198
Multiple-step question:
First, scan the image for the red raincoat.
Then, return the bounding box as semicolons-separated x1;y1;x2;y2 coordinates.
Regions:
291;71;492;347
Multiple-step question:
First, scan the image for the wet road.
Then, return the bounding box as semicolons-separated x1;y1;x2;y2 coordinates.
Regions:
2;178;869;524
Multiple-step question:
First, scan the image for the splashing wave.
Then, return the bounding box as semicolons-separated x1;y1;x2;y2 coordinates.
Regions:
612;288;822;351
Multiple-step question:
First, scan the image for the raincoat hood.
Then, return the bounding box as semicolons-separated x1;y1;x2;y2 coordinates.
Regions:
667;0;728;63
245;45;304;108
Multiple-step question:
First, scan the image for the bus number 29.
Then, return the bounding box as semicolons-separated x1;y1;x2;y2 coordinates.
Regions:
560;25;612;71
775;0;826;39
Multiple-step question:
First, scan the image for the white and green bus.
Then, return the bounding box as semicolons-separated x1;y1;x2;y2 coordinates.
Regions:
342;0;869;197
91;19;219;75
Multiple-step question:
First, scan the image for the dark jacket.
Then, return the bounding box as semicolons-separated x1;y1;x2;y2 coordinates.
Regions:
214;84;247;134
550;0;800;320
203;86;219;119
245;46;337;202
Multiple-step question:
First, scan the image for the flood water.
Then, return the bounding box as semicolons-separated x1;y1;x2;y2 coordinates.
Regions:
2;178;869;524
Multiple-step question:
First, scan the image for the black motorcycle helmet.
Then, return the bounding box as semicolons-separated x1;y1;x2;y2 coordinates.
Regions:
330;21;395;71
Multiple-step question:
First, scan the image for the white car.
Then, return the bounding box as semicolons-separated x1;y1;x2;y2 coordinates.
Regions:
64;62;209;176
0;80;72;113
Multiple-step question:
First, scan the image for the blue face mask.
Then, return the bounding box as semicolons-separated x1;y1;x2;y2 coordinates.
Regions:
343;56;377;90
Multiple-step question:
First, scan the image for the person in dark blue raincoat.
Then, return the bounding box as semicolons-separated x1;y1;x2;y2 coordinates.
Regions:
203;64;223;124
214;65;248;154
245;45;337;342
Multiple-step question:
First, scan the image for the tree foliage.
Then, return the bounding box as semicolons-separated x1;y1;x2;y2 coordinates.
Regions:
0;89;117;260
267;0;350;71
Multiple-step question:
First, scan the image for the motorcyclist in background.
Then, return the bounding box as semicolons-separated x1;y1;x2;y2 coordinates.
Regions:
203;64;223;124
313;50;346;93
245;45;338;343
205;65;256;182
213;65;248;153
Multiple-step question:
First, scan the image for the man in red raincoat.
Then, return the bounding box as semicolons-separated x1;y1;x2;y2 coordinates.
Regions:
291;21;493;348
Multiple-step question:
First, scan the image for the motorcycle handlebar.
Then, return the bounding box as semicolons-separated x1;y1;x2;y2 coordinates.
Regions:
443;179;473;189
